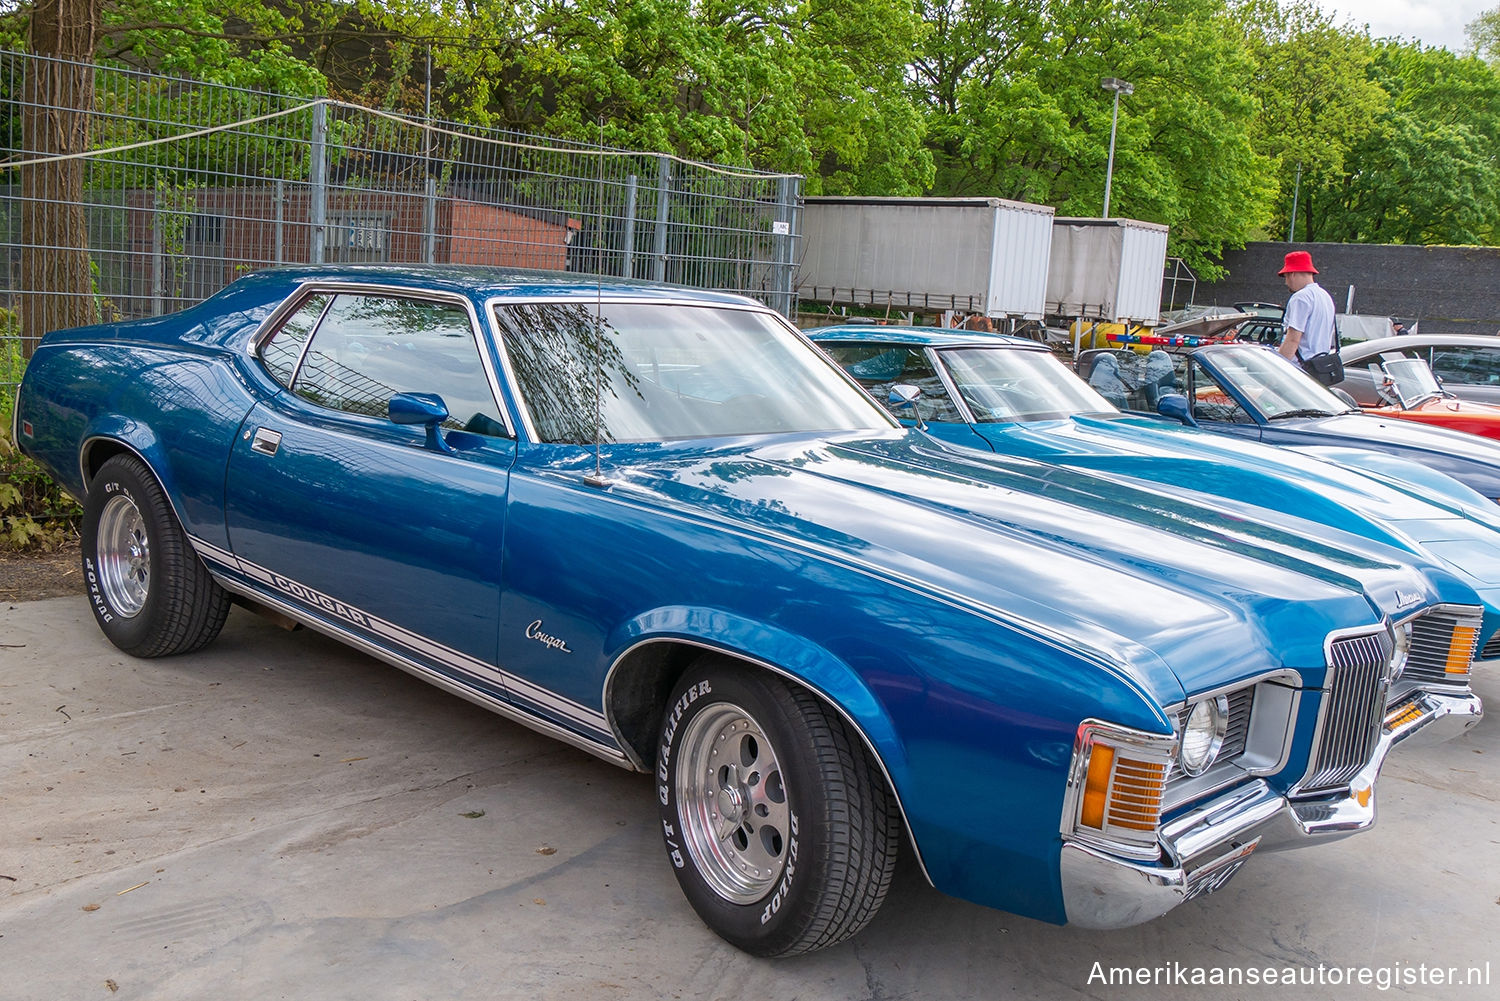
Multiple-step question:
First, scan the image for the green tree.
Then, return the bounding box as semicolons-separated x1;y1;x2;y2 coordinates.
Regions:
14;0;101;357
918;0;1274;276
1235;0;1386;241
409;0;931;189
1314;42;1500;246
1467;5;1500;66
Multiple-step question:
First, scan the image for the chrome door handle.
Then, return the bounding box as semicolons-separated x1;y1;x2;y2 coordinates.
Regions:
251;427;283;456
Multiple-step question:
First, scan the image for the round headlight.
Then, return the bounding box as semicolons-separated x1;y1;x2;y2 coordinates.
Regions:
1390;621;1412;682
1178;695;1229;777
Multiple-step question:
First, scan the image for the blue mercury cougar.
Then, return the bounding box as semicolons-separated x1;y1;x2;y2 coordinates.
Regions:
14;269;1487;956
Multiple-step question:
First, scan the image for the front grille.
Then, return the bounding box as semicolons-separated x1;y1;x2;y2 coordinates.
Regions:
1481;630;1500;662
1303;632;1391;791
1406;609;1483;686
1168;686;1255;781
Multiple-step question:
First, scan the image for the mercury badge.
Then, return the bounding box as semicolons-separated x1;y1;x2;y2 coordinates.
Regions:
1393;589;1422;610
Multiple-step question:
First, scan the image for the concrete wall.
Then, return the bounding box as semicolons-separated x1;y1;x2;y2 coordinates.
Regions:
1189;242;1500;335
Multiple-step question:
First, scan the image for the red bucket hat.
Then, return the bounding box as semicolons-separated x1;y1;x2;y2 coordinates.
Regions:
1278;250;1318;275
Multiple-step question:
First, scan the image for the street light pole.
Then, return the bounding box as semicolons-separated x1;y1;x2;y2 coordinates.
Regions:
1287;161;1303;242
1101;77;1133;219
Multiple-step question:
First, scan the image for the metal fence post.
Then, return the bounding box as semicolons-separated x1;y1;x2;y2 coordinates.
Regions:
622;174;638;279
653;155;671;283
151;190;163;316
423;45;436;265
273;179;284;264
774;175;798;319
309;100;327;264
423;176;437;264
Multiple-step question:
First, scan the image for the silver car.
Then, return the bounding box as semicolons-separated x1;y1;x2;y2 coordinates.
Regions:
1339;334;1500;405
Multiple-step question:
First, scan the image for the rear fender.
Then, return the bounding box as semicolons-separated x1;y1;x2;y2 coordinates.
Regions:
81;420;172;497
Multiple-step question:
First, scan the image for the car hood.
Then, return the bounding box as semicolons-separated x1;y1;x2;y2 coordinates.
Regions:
1380;396;1500;419
590;431;1448;705
1362;399;1500;439
972;414;1465;537
1269;413;1500;476
968;414;1500;636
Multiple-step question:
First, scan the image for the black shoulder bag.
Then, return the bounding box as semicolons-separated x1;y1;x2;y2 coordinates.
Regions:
1300;351;1344;386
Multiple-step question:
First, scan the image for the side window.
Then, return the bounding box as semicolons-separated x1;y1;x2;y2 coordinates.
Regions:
290;294;509;436
1432;346;1500;387
1188;359;1254;424
259;293;329;388
820;343;963;422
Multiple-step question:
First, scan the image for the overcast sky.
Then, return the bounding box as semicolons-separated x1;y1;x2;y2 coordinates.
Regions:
1320;1;1492;52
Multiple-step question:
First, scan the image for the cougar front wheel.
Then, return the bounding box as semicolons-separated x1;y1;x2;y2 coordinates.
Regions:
656;658;900;956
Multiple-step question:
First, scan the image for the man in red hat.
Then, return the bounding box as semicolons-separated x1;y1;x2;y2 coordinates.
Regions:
1276;249;1336;365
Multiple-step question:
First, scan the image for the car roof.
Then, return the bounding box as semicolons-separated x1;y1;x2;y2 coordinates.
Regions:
805;324;1046;350
1342;333;1500;357
240;264;764;307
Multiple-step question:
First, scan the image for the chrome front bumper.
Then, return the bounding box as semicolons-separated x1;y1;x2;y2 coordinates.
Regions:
1060;689;1482;929
1384;688;1483;746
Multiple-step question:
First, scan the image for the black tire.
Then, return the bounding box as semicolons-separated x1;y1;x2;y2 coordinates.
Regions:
81;454;231;657
656;657;900;956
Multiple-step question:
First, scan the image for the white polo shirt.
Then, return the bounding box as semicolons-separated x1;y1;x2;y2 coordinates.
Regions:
1284;281;1336;357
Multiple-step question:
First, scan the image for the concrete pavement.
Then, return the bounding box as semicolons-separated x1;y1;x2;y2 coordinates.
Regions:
2;596;1497;1000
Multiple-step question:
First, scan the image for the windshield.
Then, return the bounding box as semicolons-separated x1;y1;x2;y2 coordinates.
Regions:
1376;357;1443;409
1202;345;1353;418
940;346;1119;422
493;301;894;443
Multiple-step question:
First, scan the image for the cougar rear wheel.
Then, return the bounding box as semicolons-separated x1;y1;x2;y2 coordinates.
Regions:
82;454;230;657
657;658;900;956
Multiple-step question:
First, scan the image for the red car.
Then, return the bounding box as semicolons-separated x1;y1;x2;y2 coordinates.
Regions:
1358;356;1500;440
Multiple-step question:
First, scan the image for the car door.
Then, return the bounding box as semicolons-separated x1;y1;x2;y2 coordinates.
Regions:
223;287;518;699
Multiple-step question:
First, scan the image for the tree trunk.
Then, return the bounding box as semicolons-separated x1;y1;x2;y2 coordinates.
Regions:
20;0;102;358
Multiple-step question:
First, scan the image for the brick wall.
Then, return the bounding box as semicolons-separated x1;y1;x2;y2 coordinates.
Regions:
1190;242;1500;335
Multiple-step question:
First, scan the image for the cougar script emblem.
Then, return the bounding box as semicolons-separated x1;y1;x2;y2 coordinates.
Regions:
525;619;573;654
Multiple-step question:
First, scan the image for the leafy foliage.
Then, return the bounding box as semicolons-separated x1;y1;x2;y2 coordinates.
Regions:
1236;0;1386;241
0;446;81;551
1468;6;1500;66
1;334;81;552
1311;43;1500;245
919;0;1274;276
4;0;1500;282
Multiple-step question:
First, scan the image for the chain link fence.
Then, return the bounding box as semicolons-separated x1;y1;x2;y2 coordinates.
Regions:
0;50;802;392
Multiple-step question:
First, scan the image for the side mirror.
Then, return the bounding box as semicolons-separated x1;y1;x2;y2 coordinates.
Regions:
1376;375;1401;407
389;392;455;453
887;384;927;430
1156;392;1198;428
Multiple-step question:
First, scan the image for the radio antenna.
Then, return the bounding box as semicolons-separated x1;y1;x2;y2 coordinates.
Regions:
584;116;611;488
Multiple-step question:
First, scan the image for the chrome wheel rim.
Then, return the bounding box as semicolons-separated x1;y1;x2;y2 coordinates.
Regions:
676;703;790;904
97;493;150;617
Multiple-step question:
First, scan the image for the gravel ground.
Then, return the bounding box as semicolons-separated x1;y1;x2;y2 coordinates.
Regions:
0;540;84;604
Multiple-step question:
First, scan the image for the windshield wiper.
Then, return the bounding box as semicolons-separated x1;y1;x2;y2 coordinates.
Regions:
1268;408;1337;420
